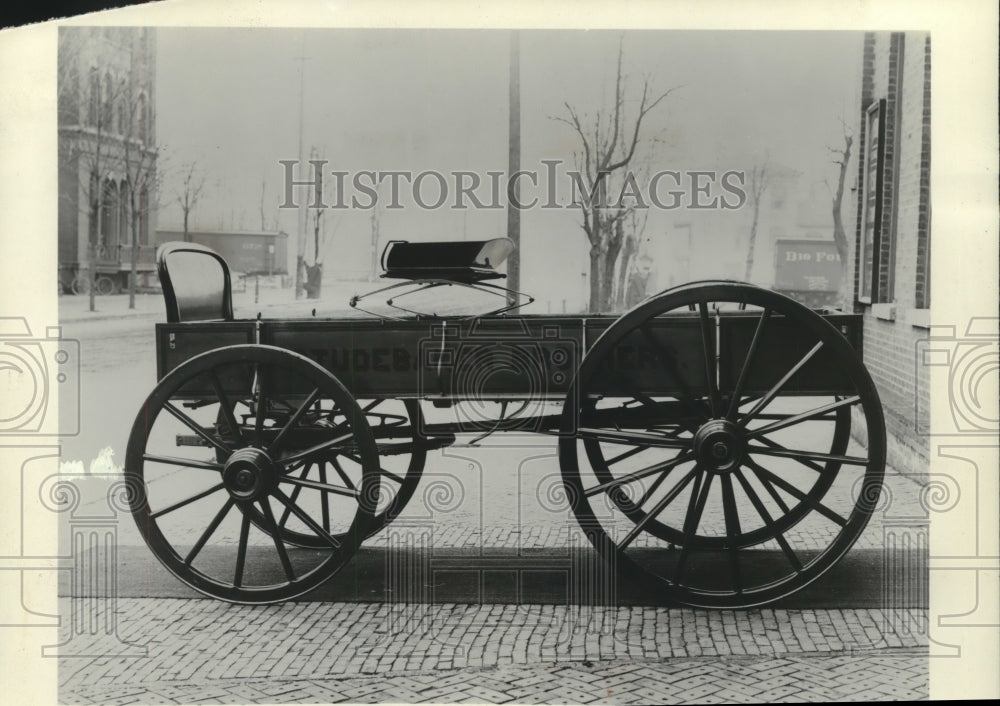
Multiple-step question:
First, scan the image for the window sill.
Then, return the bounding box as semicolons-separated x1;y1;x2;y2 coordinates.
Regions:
906;308;931;329
872;303;896;321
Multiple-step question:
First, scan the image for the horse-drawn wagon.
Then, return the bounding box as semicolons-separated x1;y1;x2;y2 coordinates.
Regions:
125;238;885;608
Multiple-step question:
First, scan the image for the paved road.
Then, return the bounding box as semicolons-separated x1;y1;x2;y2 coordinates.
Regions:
58;599;927;703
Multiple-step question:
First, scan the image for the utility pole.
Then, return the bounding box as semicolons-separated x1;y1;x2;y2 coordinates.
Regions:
370;204;380;281
294;49;308;299
505;30;521;306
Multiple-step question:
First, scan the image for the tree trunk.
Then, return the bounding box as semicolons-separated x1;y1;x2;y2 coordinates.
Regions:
589;246;604;313
129;212;138;309
831;134;853;309
745;206;760;282
616;233;637;310
601;256;616;312
89;208;99;312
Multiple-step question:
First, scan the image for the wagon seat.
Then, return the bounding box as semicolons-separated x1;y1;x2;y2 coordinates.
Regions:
380;238;514;283
157;242;234;323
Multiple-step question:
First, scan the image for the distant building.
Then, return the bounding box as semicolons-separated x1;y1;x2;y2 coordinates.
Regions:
155;229;289;276
846;31;932;475
58;27;158;295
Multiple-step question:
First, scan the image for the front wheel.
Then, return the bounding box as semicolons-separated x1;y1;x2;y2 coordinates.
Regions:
124;344;380;604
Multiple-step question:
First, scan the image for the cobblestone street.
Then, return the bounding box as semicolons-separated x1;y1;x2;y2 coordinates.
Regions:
59;600;927;703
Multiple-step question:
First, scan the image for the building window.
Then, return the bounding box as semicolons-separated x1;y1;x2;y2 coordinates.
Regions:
858;99;886;304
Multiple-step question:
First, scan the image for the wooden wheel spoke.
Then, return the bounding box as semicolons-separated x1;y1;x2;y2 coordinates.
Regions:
578;427;690;449
605;444;650;466
272;488;343;549
342;452;404;484
747;444;869;467
150;482;225;519
727;308;771;419
635;465;672;508
280;473;359;499
163;401;232;455
280;432;354;466
746;396;860;439
720;474;743;593
739;341;823;425
755;435;824;473
258;498;296;582
233;511;251;588
619;467;699;549
734;469;802;573
318;463;331;532
208;369;245;444
746;460;848;527
184;498;235;565
584;452;694;498
697;301;722;416
267;388;322;455
144;453;223;472
329;456;356;490
673;470;712;581
278;463;312;528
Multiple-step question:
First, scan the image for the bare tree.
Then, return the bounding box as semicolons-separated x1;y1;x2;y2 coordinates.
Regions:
613;197;652;310
58;28;158;310
58;31;117;310
828;130;853;265
744;161;770;282
553;37;675;312
175;161;205;242
115;58;160;309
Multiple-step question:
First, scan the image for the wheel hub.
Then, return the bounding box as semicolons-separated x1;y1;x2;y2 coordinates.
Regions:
223;447;279;501
693;419;745;473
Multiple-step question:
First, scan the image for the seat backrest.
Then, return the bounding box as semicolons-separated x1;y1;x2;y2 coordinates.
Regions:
157;242;234;323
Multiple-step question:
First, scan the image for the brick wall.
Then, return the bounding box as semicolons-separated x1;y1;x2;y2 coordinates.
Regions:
851;32;932;479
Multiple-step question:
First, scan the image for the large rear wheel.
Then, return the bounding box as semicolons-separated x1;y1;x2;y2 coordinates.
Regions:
559;281;886;608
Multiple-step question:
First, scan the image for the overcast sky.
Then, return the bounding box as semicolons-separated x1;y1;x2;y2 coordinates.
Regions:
155;28;862;306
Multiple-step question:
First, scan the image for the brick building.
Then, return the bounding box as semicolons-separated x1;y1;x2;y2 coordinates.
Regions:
58;27;158;295
848;32;931;476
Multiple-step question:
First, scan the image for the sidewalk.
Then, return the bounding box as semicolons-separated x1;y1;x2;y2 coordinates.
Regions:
58;600;928;704
57;280;366;324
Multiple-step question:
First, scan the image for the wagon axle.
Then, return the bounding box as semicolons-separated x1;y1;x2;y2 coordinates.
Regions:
692;419;746;473
223;447;280;501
